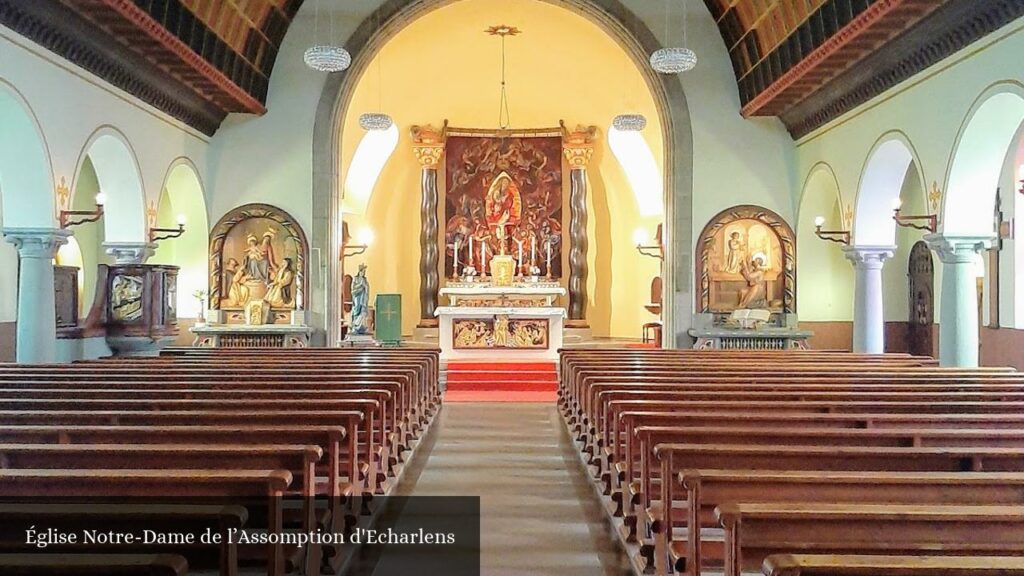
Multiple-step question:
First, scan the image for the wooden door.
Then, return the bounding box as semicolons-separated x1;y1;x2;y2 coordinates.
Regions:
907;241;934;357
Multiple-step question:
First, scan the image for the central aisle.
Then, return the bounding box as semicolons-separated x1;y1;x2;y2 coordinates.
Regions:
395;402;632;575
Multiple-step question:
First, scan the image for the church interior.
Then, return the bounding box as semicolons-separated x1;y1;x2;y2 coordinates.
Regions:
3;0;1024;574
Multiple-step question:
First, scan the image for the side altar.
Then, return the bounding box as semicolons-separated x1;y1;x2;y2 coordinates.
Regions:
191;203;313;348
688;205;812;350
435;281;566;361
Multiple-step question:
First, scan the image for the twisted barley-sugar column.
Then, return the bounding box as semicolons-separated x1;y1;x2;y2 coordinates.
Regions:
412;125;446;327
563;125;596;324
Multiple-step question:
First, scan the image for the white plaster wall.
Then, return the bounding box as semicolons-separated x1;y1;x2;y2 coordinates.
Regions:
0;27;210;231
795;21;1024;324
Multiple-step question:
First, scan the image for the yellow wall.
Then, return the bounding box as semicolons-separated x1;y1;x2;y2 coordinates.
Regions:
340;0;664;338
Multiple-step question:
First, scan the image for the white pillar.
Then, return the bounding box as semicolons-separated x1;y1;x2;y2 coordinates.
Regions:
3;227;72;364
843;246;894;354
104;242;157;264
924;233;992;367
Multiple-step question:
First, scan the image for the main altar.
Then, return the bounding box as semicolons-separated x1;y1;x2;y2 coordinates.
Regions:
436;281;566;361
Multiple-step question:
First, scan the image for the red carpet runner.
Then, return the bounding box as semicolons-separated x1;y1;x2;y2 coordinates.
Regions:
444;361;559;402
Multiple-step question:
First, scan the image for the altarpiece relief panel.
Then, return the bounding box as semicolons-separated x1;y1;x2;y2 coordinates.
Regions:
208;203;309;324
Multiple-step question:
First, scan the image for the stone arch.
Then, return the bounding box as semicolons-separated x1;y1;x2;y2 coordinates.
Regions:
797;162;853;324
943;82;1024;235
312;0;692;345
0;80;55;229
72;126;147;245
152;158;209;318
853;131;925;247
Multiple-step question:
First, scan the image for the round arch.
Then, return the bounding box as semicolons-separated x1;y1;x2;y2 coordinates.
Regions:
943;82;1024;235
0;80;56;229
853;131;925;247
72;126;147;245
312;0;692;345
152;158;209;319
796;162;853;324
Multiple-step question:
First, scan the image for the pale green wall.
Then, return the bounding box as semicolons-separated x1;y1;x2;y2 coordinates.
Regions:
71;157;112;318
795;165;853;321
151;165;209;318
795;21;1024;326
0;184;17;323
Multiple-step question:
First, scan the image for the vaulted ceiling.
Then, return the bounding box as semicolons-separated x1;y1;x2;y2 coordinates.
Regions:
1;0;1020;137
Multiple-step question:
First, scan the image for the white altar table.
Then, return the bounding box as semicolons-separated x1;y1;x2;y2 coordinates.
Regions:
435;306;565;361
439;283;566;307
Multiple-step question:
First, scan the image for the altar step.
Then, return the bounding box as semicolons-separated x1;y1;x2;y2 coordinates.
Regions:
445;361;558;400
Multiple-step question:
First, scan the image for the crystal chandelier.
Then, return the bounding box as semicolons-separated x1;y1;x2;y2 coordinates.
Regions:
304;45;351;72
359;112;394;131
303;0;351;72
612;114;647;132
651;0;697;75
650;47;697;74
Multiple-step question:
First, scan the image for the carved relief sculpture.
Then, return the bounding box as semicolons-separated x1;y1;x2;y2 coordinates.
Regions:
452;317;549;349
209;203;309;324
696;205;797;314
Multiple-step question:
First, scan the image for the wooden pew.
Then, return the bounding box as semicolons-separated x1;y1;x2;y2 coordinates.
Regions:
673;470;1024;576
0;469;290;576
762;554;1024;576
0;504;244;575
0;554;190;576
717;503;1024;576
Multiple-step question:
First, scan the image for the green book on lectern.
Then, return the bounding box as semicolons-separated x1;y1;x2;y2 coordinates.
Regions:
374;294;402;345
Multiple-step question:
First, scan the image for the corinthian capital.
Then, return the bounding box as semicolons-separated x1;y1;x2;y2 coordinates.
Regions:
411;124;446;170
562;124;597;170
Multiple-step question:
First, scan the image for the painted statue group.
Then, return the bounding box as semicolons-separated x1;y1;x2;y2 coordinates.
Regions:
223;228;296;308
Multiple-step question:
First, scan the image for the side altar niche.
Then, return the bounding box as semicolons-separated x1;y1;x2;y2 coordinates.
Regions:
191;203;312;348
690;205;812;350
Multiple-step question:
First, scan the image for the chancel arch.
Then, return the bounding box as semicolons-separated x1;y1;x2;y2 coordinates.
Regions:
315;0;690;346
796;163;853;347
151;159;209;322
325;0;679;343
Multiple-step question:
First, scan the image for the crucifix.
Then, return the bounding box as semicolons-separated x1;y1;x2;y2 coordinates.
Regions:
986;191;1012;328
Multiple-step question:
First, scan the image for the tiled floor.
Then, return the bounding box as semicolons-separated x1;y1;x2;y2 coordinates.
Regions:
392;402;632;575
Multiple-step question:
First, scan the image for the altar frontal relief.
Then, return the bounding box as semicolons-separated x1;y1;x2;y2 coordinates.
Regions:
444;133;564;277
452;317;550;349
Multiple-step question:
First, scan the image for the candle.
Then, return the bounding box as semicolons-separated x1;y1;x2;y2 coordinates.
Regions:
530;237;536;267
468;235;474;262
517;239;524;272
545;240;552;274
480;242;486;271
453;240;460;278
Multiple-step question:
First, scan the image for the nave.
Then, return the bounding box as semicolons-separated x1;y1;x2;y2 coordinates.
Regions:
6;346;1024;575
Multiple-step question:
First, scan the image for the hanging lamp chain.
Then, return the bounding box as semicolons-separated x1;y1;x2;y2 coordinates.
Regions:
499;34;511;129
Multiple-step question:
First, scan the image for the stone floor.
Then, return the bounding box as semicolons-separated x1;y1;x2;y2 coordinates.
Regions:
387;402;633;575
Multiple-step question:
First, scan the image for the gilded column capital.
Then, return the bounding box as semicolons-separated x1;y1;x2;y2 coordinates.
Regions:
411;124;447;170
562;124;597;170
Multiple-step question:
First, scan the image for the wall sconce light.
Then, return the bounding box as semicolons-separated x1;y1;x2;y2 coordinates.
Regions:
813;216;850;245
59;192;106;229
634;224;664;260
342;224;373;259
149;214;187;243
1018;165;1024;196
892;198;937;233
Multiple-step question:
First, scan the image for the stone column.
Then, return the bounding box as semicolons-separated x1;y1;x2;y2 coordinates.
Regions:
412;125;446;327
2;227;72;363
562;125;596;325
842;245;894;354
104;242;157;264
925;233;993;367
